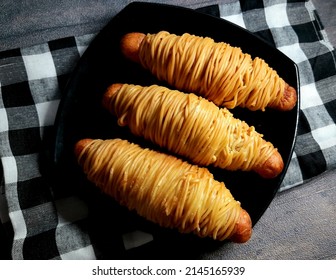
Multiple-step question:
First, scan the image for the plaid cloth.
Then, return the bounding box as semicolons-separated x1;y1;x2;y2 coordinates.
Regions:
0;0;335;259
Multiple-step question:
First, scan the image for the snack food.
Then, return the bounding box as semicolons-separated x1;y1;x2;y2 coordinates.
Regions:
75;138;252;242
103;83;284;178
120;31;297;111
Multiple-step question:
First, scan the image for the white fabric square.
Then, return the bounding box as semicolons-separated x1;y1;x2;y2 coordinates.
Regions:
9;210;27;240
300;83;323;110
278;43;308;64
264;3;290;28
1;156;18;184
36;100;60;127
0;108;8;132
22;52;57;81
312;124;336;151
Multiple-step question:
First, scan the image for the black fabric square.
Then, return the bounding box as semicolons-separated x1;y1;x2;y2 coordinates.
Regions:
48;36;77;51
324;99;336;124
297;150;327;180
292;22;321;43
17;177;53;210
253;29;276;47
23;229;59;259
8;127;41;156
196;5;220;18
240;0;264;12
309;52;336;82
1;81;34;108
0;48;21;59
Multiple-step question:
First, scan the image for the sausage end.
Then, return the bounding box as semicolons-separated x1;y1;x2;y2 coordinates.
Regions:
272;83;298;111
120;32;146;63
74;138;93;159
102;83;123;110
256;150;284;179
229;209;252;243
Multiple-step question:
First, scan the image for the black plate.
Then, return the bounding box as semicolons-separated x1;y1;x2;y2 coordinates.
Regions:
52;2;299;259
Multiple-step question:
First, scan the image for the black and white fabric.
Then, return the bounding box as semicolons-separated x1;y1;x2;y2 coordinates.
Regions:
0;0;335;259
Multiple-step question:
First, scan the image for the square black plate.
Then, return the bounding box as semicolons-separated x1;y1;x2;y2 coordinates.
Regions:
52;2;299;259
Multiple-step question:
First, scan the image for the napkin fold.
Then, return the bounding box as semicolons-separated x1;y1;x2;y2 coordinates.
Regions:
0;0;335;259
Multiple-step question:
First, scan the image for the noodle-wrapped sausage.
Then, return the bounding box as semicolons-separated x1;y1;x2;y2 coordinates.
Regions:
75;138;252;243
120;31;297;111
103;83;284;179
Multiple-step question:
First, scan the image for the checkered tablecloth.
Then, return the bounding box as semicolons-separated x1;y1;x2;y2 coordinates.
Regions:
1;0;335;259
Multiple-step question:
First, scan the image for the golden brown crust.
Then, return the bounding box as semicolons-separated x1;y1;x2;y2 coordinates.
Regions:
74;138;252;243
104;83;284;178
120;32;297;111
255;150;284;179
229;209;252;243
120;32;146;63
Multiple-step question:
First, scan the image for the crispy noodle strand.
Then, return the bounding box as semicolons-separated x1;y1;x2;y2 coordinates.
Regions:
105;84;276;172
138;31;285;111
77;138;242;240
